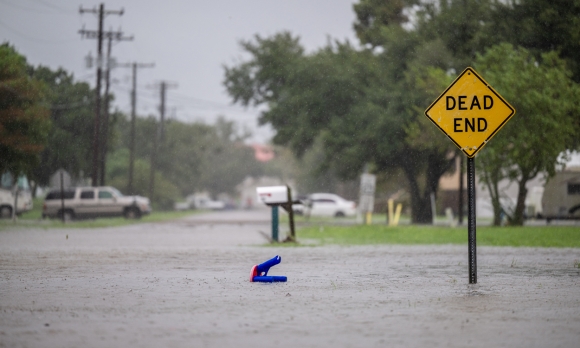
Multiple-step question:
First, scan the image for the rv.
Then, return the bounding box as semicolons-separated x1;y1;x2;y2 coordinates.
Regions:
541;167;580;222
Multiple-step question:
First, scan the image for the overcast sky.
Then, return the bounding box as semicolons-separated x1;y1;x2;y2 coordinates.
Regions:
0;0;359;143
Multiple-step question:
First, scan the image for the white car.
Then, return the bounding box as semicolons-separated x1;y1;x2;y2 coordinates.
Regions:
301;193;357;217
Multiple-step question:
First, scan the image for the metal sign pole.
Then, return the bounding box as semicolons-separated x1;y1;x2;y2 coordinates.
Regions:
467;157;477;284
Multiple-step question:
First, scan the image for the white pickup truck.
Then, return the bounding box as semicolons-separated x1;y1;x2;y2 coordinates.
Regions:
42;186;151;220
0;173;33;219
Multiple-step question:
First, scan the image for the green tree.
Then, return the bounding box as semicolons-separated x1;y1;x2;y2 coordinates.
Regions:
415;0;496;70
27;66;95;188
195;118;261;196
412;0;580;84
109;114;192;206
485;0;580;83
474;43;580;225
0;44;50;176
224;0;580;223
363;0;580;224
106;148;179;210
156;119;215;195
110;114;264;206
353;0;417;47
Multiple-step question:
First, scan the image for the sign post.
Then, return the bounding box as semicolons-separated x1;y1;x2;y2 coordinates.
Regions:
467;157;476;283
425;67;515;283
359;173;376;225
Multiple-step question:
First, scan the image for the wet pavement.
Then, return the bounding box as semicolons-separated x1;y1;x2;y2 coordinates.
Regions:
1;209;579;348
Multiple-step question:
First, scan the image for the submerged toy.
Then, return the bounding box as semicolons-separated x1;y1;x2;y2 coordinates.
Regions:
250;255;287;283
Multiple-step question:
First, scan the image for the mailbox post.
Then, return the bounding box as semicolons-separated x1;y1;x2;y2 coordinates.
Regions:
257;185;299;242
271;205;279;242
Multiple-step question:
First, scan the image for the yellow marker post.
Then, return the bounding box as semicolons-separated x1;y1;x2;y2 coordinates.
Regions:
366;212;372;225
387;199;394;226
393;203;402;226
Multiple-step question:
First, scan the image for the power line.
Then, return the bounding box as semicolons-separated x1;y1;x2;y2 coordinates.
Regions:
26;0;74;13
118;82;242;110
0;0;73;15
109;83;262;119
0;20;77;44
164;90;243;109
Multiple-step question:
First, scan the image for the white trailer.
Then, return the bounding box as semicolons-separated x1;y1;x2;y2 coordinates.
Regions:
541;167;580;222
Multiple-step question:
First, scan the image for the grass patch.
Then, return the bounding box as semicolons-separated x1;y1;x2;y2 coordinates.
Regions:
259;239;324;248
298;224;580;248
280;214;357;224
279;213;470;226
19;197;44;220
1;209;197;230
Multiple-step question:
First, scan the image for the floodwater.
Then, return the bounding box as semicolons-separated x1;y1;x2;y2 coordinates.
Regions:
1;210;579;347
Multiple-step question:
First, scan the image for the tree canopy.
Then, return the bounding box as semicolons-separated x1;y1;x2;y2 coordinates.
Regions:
109;115;265;208
0;44;50;176
474;44;580;225
224;30;457;223
28;66;95;187
224;0;580;224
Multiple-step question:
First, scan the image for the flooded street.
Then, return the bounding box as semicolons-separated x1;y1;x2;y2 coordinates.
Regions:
1;210;579;348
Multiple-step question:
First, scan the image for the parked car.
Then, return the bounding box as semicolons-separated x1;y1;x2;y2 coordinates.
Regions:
186;192;225;210
291;195;308;215
0;173;33;218
195;198;225;210
296;193;357;217
42;186;151;220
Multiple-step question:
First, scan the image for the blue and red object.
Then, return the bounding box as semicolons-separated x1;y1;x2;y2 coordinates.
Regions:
250;255;287;283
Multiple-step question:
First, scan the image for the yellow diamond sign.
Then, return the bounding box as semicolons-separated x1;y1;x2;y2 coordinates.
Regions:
425;67;515;158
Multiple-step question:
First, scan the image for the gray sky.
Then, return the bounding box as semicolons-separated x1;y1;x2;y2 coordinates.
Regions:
0;0;359;143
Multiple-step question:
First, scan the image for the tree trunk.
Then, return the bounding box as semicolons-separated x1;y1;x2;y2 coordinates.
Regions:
478;155;504;226
510;171;531;226
486;169;503;226
402;162;433;224
489;179;502;226
413;195;433;223
401;152;456;224
31;180;38;199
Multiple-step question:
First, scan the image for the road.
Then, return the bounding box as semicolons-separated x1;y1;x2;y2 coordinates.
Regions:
1;209;579;348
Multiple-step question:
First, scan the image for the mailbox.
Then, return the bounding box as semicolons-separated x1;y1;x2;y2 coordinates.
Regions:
256;185;297;242
256;186;288;205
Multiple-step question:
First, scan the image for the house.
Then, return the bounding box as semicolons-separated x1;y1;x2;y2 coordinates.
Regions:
438;151;580;219
438;157;544;218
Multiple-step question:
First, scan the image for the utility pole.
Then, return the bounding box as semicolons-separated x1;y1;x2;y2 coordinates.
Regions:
79;3;125;187
148;81;177;201
117;62;155;195
99;31;133;186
